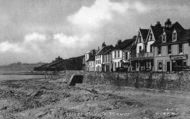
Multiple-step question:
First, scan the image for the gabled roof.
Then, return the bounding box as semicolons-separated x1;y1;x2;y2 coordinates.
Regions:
140;29;149;41
152;21;190;46
96;45;113;55
86;49;96;61
171;22;185;32
151;25;163;41
87;55;95;61
177;29;190;42
114;38;135;50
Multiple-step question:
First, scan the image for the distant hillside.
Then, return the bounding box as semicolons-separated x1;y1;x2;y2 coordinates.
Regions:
34;55;85;71
0;62;46;72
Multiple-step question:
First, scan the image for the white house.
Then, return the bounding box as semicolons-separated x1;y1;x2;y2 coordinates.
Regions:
112;39;135;71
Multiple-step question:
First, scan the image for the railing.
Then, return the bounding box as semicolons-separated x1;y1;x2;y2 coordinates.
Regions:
134;52;154;58
173;66;190;71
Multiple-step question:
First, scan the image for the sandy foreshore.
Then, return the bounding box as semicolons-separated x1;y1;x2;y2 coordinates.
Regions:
0;78;189;119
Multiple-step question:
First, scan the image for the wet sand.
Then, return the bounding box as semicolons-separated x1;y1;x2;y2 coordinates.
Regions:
0;78;189;119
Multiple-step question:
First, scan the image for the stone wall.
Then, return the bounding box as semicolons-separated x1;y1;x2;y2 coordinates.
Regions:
63;70;190;91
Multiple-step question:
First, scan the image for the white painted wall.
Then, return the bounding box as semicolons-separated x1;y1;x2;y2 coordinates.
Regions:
183;43;190;66
85;53;89;61
146;30;155;53
146;41;154;52
136;43;144;53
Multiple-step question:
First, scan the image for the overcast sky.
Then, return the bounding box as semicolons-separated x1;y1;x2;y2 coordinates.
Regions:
0;0;190;65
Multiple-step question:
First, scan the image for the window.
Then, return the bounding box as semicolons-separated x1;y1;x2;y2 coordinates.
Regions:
139;46;142;52
145;45;147;52
149;33;153;41
184;61;187;66
138;34;141;43
118;51;120;58
158;61;163;70
125;52;128;60
168;44;171;54
179;44;183;54
114;51;116;58
172;32;177;42
150;46;153;52
162;33;166;43
157;46;161;55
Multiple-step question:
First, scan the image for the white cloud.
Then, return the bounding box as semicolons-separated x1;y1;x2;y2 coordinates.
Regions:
0;31;93;63
24;32;47;43
0;32;47;54
53;33;92;48
0;0;189;65
0;41;22;53
0;0;149;55
133;2;149;13
68;0;128;29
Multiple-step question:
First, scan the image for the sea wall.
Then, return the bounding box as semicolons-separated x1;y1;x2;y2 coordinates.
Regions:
63;70;190;91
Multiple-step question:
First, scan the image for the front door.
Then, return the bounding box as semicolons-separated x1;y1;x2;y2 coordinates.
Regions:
167;61;170;72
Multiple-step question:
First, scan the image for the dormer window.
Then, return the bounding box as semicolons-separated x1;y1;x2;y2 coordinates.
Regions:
162;32;166;43
138;35;141;43
172;30;177;42
149;33;153;41
139;46;142;52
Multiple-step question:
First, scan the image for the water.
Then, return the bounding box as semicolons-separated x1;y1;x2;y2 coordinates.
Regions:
0;74;45;81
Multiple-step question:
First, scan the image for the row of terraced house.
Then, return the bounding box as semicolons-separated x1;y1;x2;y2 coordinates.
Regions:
84;19;190;72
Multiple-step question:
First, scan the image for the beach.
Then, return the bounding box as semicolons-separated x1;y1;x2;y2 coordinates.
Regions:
0;76;189;119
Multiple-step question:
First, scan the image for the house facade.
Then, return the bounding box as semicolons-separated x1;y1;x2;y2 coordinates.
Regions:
102;45;113;72
95;43;113;72
153;19;190;72
131;28;150;71
95;54;102;72
131;19;190;72
85;19;190;72
112;39;135;71
84;49;96;71
131;22;164;72
88;59;95;71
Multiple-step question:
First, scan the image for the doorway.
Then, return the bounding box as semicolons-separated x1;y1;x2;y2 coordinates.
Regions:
167;61;170;72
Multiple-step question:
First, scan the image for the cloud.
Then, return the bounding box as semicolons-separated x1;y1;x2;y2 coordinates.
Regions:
0;0;150;56
68;0;128;29
0;0;190;65
0;31;93;63
53;33;92;48
0;41;22;53
24;32;47;43
133;2;149;13
0;32;48;54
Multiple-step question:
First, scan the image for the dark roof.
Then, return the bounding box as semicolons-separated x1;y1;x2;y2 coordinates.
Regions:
151;25;163;41
152;22;190;46
96;45;113;55
87;55;95;61
87;49;96;61
180;29;190;42
171;22;184;31
114;39;135;50
140;29;149;41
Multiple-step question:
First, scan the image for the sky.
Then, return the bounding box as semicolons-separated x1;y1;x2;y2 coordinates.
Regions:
0;0;190;65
